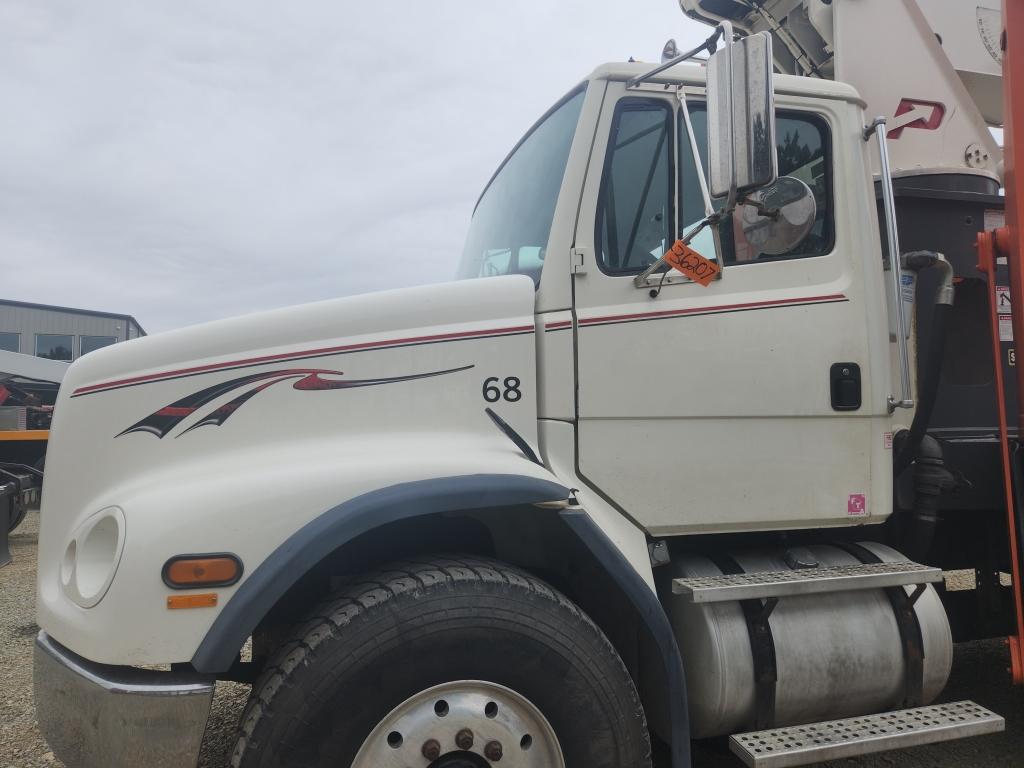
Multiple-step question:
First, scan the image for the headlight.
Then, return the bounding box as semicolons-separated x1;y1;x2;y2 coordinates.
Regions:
60;506;125;608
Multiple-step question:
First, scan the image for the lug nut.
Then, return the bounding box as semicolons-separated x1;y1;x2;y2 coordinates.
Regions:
455;728;474;750
484;740;503;761
422;739;441;760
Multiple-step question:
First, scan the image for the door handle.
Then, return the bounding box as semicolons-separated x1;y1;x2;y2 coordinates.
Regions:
830;362;862;411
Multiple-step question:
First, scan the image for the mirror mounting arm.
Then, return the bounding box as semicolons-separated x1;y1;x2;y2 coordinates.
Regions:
737;194;780;221
632;213;724;289
627;24;730;89
677;88;716;220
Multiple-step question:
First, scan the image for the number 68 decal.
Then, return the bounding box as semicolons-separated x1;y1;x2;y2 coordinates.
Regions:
482;376;522;403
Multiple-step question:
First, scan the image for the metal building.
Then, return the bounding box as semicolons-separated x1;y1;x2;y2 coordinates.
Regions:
0;299;145;361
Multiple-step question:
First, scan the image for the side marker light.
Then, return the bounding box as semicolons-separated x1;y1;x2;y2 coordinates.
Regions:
162;553;243;589
167;593;218;610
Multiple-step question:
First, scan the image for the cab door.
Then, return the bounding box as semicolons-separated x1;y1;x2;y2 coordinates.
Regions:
571;84;891;535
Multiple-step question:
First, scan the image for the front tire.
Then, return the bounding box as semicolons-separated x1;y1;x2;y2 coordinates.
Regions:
232;555;651;768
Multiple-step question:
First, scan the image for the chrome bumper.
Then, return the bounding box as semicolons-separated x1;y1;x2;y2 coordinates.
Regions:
33;631;215;768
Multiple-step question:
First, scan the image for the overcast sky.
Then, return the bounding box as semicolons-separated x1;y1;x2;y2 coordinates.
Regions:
0;1;707;333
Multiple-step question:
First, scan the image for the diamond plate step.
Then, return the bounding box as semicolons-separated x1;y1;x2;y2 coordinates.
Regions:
729;700;1004;768
672;561;942;603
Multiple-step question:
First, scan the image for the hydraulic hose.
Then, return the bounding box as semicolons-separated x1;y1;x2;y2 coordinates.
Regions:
902;433;952;562
891;251;955;562
893;252;955;476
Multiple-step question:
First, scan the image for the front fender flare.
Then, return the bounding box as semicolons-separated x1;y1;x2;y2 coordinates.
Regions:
190;478;692;768
559;509;691;768
190;473;568;673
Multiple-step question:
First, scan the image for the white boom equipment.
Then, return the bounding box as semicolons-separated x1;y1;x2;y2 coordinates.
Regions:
680;0;1003;178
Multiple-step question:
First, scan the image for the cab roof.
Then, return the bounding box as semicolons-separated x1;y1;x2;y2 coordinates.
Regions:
586;60;866;108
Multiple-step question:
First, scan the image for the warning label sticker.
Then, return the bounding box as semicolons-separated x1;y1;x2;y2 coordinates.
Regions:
997;285;1012;314
985;209;1006;231
997;286;1013;341
989;213;1009;264
847;493;867;517
900;273;915;304
1000;315;1014;342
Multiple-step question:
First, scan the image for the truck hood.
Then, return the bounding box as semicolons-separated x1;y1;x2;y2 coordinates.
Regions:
37;275;545;662
47;273;540;485
61;276;534;397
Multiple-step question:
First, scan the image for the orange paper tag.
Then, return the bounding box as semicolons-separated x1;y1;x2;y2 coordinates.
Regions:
663;240;720;286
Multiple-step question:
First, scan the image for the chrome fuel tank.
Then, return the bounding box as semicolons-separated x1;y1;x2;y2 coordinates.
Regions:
668;542;952;739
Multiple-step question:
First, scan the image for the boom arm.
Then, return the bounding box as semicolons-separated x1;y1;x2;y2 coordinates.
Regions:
679;0;1002;179
976;0;1024;685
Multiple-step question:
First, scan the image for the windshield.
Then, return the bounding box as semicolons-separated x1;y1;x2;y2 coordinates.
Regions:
457;88;586;285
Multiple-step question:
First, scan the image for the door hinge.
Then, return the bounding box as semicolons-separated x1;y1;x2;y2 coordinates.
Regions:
570;247;587;275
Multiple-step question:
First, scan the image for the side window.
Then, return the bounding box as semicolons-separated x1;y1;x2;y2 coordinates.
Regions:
682;107;834;264
458;88;586;284
596;99;674;274
36;334;74;361
80;335;118;355
0;332;19;353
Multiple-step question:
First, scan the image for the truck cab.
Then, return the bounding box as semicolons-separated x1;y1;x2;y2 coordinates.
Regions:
460;61;891;537
33;29;1007;768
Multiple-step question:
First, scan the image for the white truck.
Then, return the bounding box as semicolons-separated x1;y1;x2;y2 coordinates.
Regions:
33;7;1018;768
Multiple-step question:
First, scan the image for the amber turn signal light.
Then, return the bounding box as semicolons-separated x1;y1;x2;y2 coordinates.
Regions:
162;553;243;589
167;593;218;609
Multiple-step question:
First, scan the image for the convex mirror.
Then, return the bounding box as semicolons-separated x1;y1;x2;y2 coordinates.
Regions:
739;176;816;256
707;30;777;201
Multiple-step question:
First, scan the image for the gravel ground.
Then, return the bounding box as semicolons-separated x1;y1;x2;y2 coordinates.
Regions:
4;511;1022;767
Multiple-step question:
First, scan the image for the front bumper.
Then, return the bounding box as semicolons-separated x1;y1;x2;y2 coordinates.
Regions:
33;632;215;768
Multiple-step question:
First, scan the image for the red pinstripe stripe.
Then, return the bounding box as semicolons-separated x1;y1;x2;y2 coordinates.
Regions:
73;324;534;395
74;295;845;396
544;320;572;330
578;294;846;326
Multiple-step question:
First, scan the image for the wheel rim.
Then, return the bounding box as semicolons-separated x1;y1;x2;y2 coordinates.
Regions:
352;680;566;768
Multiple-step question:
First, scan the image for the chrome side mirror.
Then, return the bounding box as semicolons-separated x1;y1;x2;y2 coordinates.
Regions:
707;29;777;205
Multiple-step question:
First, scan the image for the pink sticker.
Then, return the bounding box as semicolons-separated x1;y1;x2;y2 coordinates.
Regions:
848;494;867;516
883;432;893;450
